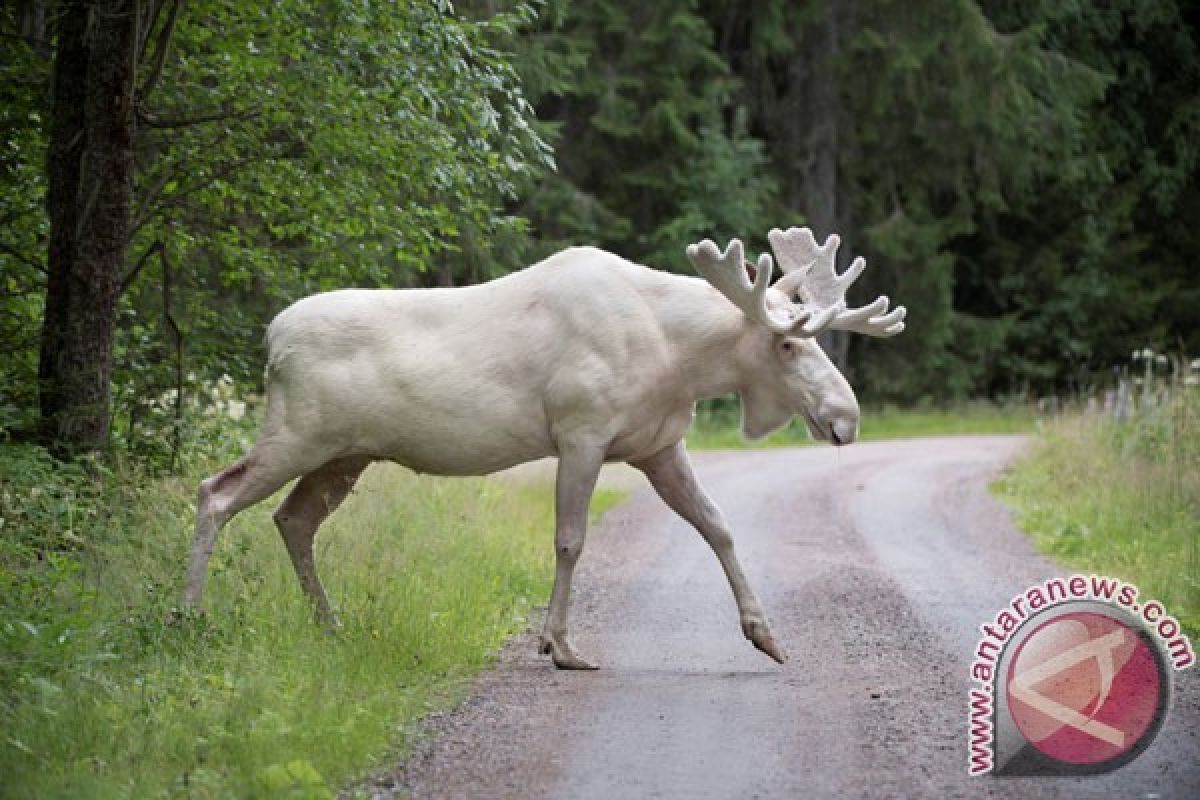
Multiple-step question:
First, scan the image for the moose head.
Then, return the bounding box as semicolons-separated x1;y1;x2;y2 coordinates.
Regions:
686;227;906;444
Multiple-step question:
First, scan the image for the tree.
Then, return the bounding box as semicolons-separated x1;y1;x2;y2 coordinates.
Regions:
38;0;149;455
514;0;777;271
706;0;853;367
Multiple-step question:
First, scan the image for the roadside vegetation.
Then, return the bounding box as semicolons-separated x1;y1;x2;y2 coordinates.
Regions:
687;401;1035;450
997;360;1199;636
0;408;624;799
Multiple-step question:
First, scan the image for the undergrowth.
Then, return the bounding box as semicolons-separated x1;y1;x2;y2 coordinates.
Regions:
997;389;1199;635
0;440;623;799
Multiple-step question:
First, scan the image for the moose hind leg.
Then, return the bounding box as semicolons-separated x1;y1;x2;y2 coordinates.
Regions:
273;456;372;628
185;447;300;609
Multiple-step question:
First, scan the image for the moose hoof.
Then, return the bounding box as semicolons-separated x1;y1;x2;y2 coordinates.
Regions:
743;620;787;664
751;635;787;664
314;608;343;634
539;635;599;670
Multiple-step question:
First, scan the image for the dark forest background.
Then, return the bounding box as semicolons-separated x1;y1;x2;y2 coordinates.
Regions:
2;0;1197;458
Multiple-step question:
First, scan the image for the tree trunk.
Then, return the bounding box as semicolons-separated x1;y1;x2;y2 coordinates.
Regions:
38;0;138;456
785;3;849;369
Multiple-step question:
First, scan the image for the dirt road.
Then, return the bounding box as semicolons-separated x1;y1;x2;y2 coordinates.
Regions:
376;436;1199;799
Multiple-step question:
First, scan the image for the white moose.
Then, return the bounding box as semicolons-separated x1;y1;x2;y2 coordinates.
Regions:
184;227;905;669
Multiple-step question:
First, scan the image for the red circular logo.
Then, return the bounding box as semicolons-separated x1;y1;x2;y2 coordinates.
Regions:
1005;611;1164;765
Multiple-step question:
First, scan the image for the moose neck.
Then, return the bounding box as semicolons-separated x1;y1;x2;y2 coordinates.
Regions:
657;279;768;404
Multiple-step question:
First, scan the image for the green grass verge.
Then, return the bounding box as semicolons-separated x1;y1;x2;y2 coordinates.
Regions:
686;402;1035;450
995;399;1199;636
0;446;624;799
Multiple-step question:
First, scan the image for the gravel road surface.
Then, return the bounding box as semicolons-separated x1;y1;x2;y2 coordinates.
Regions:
368;436;1199;799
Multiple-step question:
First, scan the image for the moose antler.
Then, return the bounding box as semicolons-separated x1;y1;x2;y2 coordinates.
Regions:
685;238;806;334
767;227;905;338
686;230;905;338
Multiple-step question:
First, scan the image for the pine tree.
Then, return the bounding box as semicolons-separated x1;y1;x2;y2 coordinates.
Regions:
517;0;777;271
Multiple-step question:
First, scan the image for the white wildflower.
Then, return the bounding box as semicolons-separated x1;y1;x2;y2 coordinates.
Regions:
226;400;246;421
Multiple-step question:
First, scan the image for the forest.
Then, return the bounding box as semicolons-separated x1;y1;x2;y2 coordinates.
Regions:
1;0;1197;459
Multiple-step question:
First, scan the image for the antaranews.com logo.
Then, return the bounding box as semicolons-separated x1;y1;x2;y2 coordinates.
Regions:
968;574;1194;776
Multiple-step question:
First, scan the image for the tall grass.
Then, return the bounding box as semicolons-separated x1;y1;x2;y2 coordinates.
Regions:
997;389;1199;635
686;401;1034;450
0;445;622;799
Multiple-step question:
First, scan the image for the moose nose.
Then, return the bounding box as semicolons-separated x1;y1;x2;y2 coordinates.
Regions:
830;418;857;446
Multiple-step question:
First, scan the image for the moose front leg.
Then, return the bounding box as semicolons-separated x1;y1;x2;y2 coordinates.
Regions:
634;441;786;664
540;443;605;670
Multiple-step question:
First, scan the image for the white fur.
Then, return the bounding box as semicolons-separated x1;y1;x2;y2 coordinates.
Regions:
183;241;889;669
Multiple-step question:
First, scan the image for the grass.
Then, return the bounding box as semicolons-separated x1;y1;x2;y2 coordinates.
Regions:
995;392;1200;636
686;401;1035;450
0;445;625;799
